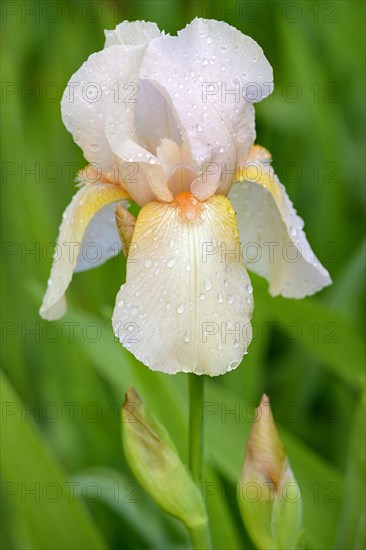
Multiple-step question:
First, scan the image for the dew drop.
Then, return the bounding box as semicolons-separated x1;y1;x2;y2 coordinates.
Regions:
204;278;212;291
144;259;153;268
184;331;191;343
297;216;305;230
246;284;253;294
117;299;124;308
217;292;223;303
167;258;175;268
177;302;185;314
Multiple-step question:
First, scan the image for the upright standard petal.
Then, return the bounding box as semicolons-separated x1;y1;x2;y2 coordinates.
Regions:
40;181;129;320
141;18;273;197
62;45;138;173
104;20;162;48
230;147;332;298
112;193;254;376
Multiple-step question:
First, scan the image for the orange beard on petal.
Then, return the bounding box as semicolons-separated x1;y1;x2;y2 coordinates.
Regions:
172;191;204;221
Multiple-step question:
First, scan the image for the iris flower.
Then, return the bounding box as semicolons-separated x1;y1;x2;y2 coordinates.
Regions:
40;19;331;375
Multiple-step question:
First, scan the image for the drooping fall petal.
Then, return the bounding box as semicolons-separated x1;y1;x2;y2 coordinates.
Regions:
112;193;253;375
40;181;129;320
230;146;332;298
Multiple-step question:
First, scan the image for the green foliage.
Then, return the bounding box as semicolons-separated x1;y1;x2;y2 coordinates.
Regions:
1;1;364;549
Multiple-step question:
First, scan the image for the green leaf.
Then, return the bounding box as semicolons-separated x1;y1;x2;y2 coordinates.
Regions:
71;467;187;548
0;372;107;550
253;280;364;389
334;389;366;549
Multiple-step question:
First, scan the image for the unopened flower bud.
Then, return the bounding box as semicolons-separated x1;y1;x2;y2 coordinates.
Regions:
122;387;206;531
238;394;303;549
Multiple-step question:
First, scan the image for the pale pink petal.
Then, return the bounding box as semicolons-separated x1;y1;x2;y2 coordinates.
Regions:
141;18;273;198
104;20;162;48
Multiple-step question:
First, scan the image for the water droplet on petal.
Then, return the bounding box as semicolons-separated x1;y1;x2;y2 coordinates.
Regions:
167;258;175;268
144;259;153;268
177;302;185;314
204;279;212;291
246;284;253;294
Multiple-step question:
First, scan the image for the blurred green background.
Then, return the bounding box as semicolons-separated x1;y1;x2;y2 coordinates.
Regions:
1;0;365;548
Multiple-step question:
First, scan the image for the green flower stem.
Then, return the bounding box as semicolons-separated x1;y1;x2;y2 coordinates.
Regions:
189;522;212;550
188;374;212;549
189;374;204;484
